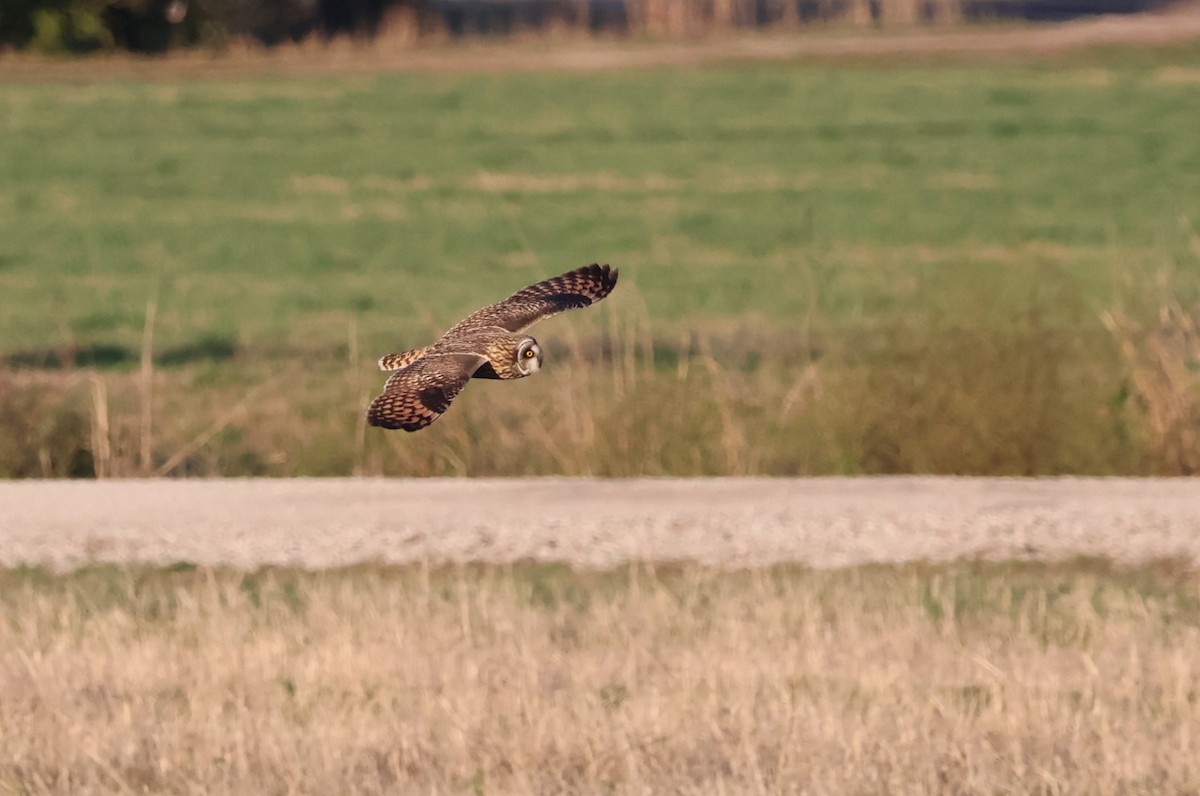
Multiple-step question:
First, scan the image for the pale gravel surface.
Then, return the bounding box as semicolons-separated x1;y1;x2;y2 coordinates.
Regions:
1;478;1199;571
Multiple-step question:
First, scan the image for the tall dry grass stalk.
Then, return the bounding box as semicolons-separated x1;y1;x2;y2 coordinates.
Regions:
138;296;157;475
698;335;748;475
88;372;110;479
1;562;1198;794
349;314;370;477
1102;299;1200;474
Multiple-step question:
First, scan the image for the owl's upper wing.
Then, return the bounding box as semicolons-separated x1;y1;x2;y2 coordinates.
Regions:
366;352;487;432
446;264;618;335
378;345;430;372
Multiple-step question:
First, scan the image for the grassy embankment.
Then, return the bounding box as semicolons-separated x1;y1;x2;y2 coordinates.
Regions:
2;49;1199;476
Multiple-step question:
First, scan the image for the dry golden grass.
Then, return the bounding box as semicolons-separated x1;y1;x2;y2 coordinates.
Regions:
1103;296;1200;475
2;561;1199;794
0;293;1144;478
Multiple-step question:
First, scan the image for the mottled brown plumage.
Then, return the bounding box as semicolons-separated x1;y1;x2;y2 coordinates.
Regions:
367;264;618;432
447;263;619;335
368;353;484;432
378;347;430;372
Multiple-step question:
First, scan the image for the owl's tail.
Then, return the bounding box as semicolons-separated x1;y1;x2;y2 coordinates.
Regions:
378;346;429;371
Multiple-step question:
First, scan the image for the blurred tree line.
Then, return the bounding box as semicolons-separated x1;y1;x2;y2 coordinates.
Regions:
0;0;1163;53
0;0;413;53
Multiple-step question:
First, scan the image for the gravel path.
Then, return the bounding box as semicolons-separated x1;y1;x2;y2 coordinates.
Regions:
2;478;1199;570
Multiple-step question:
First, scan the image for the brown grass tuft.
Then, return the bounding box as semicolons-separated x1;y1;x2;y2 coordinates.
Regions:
1103;298;1200;474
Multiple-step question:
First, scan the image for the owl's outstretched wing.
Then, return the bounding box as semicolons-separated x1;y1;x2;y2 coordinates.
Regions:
446;263;618;336
366;353;487;432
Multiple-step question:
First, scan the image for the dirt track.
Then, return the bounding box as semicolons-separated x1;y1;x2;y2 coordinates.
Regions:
2;477;1199;570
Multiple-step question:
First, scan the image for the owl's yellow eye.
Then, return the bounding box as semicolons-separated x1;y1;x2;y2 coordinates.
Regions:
524;349;535;358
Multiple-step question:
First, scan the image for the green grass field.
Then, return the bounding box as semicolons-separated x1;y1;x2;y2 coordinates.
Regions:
2;48;1199;476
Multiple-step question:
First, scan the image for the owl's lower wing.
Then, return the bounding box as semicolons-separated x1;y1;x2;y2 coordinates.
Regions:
366;353;487;431
446;263;618;335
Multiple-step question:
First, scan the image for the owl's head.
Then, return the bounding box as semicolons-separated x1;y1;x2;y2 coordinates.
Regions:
515;337;543;376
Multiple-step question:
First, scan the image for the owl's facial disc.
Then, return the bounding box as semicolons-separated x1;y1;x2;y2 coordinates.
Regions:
515;338;542;376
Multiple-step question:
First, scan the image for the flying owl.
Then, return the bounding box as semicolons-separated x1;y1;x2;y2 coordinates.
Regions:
367;263;619;432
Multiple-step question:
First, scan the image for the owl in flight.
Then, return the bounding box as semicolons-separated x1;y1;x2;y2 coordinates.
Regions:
367;263;619;432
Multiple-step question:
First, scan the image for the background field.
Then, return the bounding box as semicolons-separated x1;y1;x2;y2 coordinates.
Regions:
4;33;1200;794
2;559;1199;794
2;42;1200;477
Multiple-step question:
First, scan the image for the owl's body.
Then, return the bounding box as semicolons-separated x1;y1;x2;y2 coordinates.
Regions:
367;264;617;431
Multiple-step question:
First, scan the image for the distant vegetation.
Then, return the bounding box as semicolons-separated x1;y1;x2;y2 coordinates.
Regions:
1;49;1199;477
0;0;1171;54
